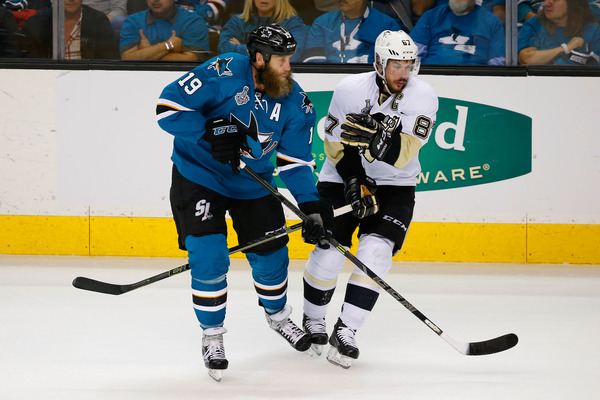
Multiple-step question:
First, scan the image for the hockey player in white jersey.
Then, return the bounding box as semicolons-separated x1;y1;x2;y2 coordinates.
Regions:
302;30;438;368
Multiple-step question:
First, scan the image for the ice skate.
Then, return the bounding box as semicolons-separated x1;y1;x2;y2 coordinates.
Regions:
326;318;359;369
302;314;328;356
202;327;228;381
265;305;311;352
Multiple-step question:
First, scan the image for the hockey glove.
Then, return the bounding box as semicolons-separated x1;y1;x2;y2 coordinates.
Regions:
568;48;600;65
341;113;394;161
203;117;245;172
298;200;334;249
344;176;379;219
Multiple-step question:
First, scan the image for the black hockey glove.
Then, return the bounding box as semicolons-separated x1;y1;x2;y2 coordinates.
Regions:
344;176;379;219
203;117;245;172
298;200;334;249
341;113;393;161
568;48;600;65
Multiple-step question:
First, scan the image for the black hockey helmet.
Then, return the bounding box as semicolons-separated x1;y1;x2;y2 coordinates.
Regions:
247;24;296;63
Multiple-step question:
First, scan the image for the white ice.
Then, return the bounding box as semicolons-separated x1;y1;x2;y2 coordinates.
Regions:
1;255;599;400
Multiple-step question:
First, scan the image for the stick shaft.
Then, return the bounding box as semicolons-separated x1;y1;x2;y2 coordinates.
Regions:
239;161;518;356
73;204;350;295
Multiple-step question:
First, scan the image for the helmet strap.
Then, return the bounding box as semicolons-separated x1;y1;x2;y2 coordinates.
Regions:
374;59;392;95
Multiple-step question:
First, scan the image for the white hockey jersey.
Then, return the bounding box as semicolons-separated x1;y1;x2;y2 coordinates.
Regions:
319;71;438;186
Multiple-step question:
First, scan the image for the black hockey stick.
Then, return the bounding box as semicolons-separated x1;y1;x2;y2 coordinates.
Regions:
72;204;351;296
239;160;518;356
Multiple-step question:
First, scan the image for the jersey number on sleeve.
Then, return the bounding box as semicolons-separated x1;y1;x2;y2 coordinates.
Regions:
178;72;203;95
324;113;339;136
413;116;433;139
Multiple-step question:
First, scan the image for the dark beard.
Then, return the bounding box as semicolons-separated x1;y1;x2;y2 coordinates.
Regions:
260;66;294;98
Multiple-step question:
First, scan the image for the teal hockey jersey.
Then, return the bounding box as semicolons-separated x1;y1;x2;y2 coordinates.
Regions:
156;53;319;203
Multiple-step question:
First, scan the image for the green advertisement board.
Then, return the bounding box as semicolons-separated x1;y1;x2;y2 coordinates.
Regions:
275;91;532;191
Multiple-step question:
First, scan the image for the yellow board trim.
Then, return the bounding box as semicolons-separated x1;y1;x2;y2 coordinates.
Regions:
1;215;598;264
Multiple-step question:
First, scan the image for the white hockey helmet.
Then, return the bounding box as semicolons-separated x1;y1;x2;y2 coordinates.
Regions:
373;30;420;78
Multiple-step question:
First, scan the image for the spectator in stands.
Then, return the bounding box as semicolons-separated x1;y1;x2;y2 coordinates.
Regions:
518;0;537;24
1;0;51;29
409;0;506;65
83;0;127;31
586;0;600;21
0;5;21;57
120;0;209;60
19;0;119;59
225;0;332;24
218;0;307;62
527;0;600;22
291;0;329;24
412;0;445;22
175;0;229;25
302;0;401;63
412;0;510;26
475;0;537;26
369;0;415;31
518;0;600;65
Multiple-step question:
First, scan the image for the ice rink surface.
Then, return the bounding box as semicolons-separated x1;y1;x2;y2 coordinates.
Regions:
1;255;599;400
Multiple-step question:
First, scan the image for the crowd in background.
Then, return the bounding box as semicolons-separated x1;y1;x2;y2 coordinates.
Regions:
1;0;599;66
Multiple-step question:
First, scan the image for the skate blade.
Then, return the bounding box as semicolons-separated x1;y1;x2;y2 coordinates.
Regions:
326;346;353;369
207;369;223;382
308;344;323;357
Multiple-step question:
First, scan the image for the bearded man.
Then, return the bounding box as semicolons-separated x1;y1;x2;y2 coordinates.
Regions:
155;24;333;382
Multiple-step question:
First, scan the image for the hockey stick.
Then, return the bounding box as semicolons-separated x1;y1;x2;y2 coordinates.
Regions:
239;160;518;356
72;204;352;296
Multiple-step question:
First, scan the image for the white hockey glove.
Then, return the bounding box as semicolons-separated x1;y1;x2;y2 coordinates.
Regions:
340;113;393;161
344;176;378;219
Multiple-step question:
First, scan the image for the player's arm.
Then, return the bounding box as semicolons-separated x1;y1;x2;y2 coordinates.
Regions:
341;90;438;168
324;85;379;218
276;103;334;246
276;107;319;205
156;69;219;141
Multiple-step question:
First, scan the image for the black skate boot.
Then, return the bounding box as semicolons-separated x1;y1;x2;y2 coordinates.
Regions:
202;327;228;381
265;305;311;352
302;314;328;356
327;318;359;369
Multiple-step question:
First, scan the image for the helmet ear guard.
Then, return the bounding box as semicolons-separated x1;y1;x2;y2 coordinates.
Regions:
247;24;297;64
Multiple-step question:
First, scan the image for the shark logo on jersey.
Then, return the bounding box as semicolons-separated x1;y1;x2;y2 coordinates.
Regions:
207;57;233;76
361;99;373;114
235;86;250;105
231;111;276;159
300;92;314;114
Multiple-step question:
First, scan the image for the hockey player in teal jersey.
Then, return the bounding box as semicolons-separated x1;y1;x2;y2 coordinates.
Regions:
156;24;333;381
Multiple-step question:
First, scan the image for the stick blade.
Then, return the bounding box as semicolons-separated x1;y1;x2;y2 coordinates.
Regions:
467;333;519;355
72;276;125;295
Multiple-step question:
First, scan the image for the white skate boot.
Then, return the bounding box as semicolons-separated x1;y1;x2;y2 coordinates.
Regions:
202;327;228;381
